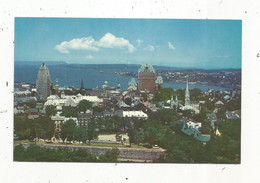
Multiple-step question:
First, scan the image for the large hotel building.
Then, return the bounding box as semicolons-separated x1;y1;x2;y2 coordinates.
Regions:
36;63;51;100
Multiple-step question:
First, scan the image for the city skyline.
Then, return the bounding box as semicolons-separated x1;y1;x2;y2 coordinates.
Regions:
15;18;241;69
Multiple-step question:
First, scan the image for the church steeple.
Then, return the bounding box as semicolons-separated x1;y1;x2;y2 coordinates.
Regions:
80;79;84;90
175;95;178;111
185;77;190;106
170;95;174;109
80;79;85;95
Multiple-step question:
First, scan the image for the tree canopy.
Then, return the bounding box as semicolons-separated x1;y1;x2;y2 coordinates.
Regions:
78;100;93;112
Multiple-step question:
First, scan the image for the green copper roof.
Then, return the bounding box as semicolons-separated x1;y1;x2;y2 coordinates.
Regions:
138;64;156;73
39;63;48;70
128;78;137;90
155;76;163;84
128;78;137;86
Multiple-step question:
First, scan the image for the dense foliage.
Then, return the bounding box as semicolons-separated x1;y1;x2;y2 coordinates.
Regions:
14;145;119;162
60;119;99;144
14;116;54;140
14;87;241;163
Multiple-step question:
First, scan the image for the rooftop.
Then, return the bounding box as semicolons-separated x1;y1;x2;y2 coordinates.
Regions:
155;76;163;84
138;64;156;74
39;62;48;70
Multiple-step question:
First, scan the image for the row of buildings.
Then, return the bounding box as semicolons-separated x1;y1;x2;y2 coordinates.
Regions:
15;62;240;144
35;63;164;101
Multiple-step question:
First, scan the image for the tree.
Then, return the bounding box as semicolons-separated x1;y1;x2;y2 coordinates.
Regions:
45;105;56;116
124;97;132;106
34;116;55;140
143;120;160;147
14;116;31;140
154;88;174;102
86;119;99;144
74;126;88;143
61;106;77;117
193;112;206;122
182;109;194;118
14;145;98;162
142;93;148;102
202;100;215;112
127;125;135;147
166;149;189;163
190;88;203;101
134;129;145;145
226;99;241;111
159;109;179;124
99;148;119;162
216;108;226;120
78;100;93;112
60;119;77;142
93;106;104;113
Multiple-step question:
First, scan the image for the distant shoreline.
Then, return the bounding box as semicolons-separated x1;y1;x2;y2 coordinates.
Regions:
14;61;241;70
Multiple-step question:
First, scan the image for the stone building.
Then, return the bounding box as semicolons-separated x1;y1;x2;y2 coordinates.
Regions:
138;64;156;92
77;110;93;126
155;75;163;90
180;78;200;114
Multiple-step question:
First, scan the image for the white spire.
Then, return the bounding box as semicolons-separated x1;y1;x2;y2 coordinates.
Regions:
185;77;190;106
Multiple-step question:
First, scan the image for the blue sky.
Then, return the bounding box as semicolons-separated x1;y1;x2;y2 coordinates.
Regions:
15;18;241;69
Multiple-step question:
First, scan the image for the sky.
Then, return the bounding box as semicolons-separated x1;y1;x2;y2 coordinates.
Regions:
15;18;241;69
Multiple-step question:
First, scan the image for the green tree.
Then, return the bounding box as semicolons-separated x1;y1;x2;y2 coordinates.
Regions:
166;149;189;163
60;119;77;142
190;88;203;101
34;116;55;140
74;126;88;143
193;112;206;122
78;100;93;112
124;97;132;106
99;148;119;162
45;105;56;116
87;119;99;144
216;108;226;120
93;106;104;113
159;109;180;124
154;88;174;102
14;116;31;139
143;120;160;147
61;106;77;117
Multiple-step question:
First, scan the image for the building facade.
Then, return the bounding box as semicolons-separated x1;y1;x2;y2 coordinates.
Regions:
138;64;156;92
36;63;51;100
155;75;163;90
77;110;93;126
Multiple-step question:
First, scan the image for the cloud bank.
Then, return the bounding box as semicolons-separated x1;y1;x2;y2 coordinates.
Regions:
55;33;136;54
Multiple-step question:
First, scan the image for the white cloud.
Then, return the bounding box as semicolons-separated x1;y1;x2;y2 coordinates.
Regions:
55;33;136;53
54;37;99;54
97;33;136;52
86;55;94;60
168;42;175;50
145;45;155;51
136;39;143;47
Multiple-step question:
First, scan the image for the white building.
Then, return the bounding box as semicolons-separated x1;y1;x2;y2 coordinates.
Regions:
122;111;148;119
44;94;103;108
